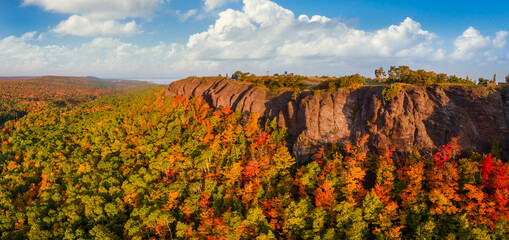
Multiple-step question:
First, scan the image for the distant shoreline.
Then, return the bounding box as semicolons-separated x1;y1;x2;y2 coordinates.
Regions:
128;78;181;85
0;76;181;85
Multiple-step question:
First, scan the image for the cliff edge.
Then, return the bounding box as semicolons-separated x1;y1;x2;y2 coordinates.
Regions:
168;77;509;162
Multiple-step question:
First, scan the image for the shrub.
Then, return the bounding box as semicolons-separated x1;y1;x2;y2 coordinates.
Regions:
385;65;475;85
314;74;366;91
232;71;306;91
382;84;402;103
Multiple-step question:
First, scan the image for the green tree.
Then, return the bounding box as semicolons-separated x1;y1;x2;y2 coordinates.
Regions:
478;78;489;86
375;67;386;81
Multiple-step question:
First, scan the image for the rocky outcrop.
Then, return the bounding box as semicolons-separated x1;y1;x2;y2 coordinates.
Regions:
168;77;509;162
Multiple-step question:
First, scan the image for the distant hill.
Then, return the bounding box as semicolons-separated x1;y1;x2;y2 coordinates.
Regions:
0;76;38;81
0;76;156;126
0;76;153;101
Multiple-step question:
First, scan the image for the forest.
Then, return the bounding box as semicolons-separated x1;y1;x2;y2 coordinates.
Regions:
0;76;150;127
0;77;508;239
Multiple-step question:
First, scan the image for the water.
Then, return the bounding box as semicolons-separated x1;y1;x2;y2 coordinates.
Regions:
131;78;182;85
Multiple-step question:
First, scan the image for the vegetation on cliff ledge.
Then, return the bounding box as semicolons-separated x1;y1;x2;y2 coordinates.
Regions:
232;71;306;92
314;74;367;90
382;83;404;103
226;66;486;95
375;66;476;85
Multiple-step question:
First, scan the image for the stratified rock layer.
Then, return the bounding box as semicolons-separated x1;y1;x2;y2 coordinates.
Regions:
168;77;509;162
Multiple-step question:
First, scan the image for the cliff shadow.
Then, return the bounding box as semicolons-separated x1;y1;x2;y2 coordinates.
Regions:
264;90;315;164
423;86;509;160
230;85;254;110
262;90;312;141
341;87;381;154
292;87;380;164
201;80;255;111
199;80;229;107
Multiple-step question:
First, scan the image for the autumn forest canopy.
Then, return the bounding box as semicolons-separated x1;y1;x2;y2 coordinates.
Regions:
0;76;508;239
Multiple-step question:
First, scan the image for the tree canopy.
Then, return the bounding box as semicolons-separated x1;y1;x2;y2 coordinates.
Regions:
0;78;508;239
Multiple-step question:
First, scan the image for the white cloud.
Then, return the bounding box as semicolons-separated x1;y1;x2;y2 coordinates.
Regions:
53;15;141;37
204;0;239;11
0;32;68;74
0;32;188;77
493;31;508;48
173;9;199;21
451;27;508;61
22;0;165;19
188;0;443;63
23;0;165;37
3;0;508;78
242;0;293;27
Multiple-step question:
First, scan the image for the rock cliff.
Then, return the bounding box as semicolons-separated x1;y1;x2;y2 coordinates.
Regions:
168;77;509;162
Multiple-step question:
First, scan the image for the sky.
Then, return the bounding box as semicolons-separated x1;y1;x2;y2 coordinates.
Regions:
1;0;508;80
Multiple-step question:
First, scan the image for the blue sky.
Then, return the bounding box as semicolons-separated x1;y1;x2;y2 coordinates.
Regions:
1;0;508;80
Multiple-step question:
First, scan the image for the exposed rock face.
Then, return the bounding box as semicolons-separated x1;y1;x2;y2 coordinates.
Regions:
168;77;509;162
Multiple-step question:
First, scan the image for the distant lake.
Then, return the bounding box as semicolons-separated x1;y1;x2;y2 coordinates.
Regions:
132;78;181;85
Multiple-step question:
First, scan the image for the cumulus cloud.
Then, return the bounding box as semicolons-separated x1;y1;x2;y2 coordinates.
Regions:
204;0;239;11
53;15;141;37
451;27;508;61
0;32;68;74
22;0;165;19
188;0;443;63
23;0;165;37
0;32;190;77
3;0;508;78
